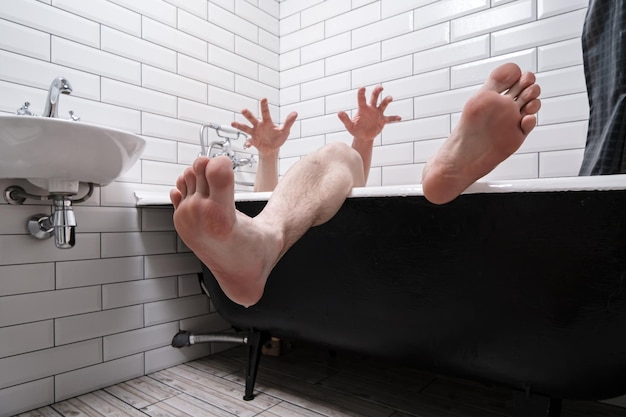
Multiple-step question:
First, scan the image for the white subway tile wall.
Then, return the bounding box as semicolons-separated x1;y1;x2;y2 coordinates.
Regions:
0;0;590;415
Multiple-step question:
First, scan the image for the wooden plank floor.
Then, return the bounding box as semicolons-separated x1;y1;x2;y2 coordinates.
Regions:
18;342;626;417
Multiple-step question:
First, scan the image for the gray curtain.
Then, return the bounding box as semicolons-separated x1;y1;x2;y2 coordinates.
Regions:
579;0;626;175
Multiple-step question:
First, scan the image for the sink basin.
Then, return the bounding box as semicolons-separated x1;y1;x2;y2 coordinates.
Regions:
0;115;146;194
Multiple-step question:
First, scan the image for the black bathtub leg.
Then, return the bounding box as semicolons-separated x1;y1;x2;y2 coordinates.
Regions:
243;329;268;401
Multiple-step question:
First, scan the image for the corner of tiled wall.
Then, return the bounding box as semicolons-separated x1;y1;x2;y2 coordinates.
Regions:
0;0;592;415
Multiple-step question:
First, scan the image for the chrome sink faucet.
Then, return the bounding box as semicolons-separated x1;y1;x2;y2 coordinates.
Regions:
43;77;72;118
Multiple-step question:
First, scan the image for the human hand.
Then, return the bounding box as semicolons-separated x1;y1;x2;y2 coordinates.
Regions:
337;86;401;141
231;98;298;156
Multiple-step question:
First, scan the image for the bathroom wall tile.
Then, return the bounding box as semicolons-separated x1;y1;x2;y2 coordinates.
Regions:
56;256;144;289
103;321;178;361
491;9;586;56
108;0;177;27
538;92;589;125
538;0;589;19
0;339;101;390
178;55;235;90
103;277;178;309
0;0;99;48
0;286;101;327
101;231;176;258
326;2;380;38
539;149;585;178
0;79;47;114
382;69;450;102
354;12;414;50
326;44;381;77
281;23;325;54
301;113;344;138
259;65;280;89
519;121;588;154
118;159;143;184
301;0;351;28
102;78;177;117
143;65;208;104
259;28;280;54
208;3;258;44
179;98;235;127
279;136;326;158
0;263;55;296
536;65;586;98
236;0;278;36
142;113;200;144
54;354;144;402
381;0;437;19
236;37;279;71
301;72;351;102
144;294;210;326
0;50;101;101
371;143;414;167
166;0;208;19
0;234;100;266
142;161;184;187
280;0;322;19
210;0;235;14
352;55;412;89
72;206;141;233
451;0;535;42
178;274;203;297
101;26;177;72
413;86;476;119
143;17;207;62
208;85;259;113
414;138;446;163
0;320;53;359
0;377;54;417
280;98;325;122
413;35;490;76
383;116;450;146
0;204;56;235
538;39;584;72
144;343;210;374
179;10;233;52
144;253;202;279
483;152;539;181
300;32;350;65
414;0;489;30
55;305;144;345
450;49;537;89
139;136;179;164
325;89;362;115
54;0;141;36
259;0;279;19
382;22;449;61
382;164;423;186
280;48;302;72
59;95;142;133
236;75;279;104
0;19;50;61
52;38;140;86
279;156;300;177
280;13;301;36
209;44;258;81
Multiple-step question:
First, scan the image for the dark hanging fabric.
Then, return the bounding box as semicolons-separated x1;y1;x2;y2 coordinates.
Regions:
579;0;626;175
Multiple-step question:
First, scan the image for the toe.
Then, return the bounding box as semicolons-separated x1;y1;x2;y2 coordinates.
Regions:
193;157;211;196
520;114;537;135
506;72;536;101
182;167;197;195
480;63;522;93
170;189;182;209
206;156;235;202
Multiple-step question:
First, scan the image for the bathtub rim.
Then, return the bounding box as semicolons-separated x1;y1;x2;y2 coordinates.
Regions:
135;174;626;206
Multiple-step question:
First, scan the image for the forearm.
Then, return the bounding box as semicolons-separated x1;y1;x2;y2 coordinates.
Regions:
351;137;375;184
254;152;280;192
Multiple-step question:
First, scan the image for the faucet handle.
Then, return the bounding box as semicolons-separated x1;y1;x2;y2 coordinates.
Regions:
68;110;80;121
16;102;36;116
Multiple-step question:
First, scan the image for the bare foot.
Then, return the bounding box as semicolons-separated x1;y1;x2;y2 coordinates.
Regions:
421;63;541;205
170;156;283;307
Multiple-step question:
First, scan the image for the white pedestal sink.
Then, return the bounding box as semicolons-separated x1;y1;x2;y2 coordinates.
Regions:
0;115;146;194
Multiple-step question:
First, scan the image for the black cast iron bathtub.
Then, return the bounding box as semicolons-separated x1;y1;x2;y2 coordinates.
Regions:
165;175;626;414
